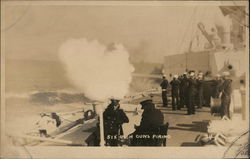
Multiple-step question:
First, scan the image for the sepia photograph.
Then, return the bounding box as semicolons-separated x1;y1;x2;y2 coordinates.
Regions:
1;0;249;158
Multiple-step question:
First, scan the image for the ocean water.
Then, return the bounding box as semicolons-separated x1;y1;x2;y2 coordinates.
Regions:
4;59;91;135
4;59;158;136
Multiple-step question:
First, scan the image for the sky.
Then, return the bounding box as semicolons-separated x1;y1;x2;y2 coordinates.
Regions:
2;4;225;63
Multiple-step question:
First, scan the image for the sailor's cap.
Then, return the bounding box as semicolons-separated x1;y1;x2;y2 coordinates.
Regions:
174;75;178;78
109;96;120;103
190;72;195;76
140;99;153;106
110;98;120;103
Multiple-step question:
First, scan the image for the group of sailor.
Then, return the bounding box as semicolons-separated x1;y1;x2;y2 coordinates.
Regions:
160;71;232;117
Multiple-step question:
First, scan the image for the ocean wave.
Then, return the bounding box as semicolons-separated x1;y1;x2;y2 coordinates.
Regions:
5;90;92;105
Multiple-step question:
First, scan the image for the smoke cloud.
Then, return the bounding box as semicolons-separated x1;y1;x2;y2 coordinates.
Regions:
59;38;134;101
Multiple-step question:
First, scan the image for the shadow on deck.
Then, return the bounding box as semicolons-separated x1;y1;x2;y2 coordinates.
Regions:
168;120;210;133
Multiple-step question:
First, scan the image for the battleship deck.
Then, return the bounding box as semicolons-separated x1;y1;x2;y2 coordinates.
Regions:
37;98;220;146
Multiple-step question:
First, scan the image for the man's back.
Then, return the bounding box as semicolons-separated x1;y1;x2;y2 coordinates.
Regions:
161;79;168;89
130;99;165;146
170;79;180;93
221;79;232;97
140;109;164;130
187;78;197;94
180;77;189;93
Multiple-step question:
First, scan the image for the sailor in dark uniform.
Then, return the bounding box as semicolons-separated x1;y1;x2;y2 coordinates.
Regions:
170;75;180;110
187;72;197;115
130;99;164;146
160;75;169;107
103;99;129;146
213;74;223;98
219;72;232;119
196;74;204;109
51;112;61;127
179;72;189;108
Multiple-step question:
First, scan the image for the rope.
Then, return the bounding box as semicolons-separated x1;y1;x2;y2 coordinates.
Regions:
43;114;74;123
189;7;207;50
178;6;198;54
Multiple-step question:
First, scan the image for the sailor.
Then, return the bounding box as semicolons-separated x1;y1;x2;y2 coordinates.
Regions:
51;112;61;127
103;98;129;146
160;75;169;107
170;75;180;110
130;99;164;146
179;72;189;108
213;74;223;98
196;73;204;109
36;113;56;137
187;71;197;115
219;72;232;119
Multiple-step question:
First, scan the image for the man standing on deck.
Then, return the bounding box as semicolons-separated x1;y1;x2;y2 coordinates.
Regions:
219;72;232;119
170;75;180;110
103;99;129;146
187;72;197;115
213;74;223;98
196;73;204;109
179;72;189;108
51;112;61;127
160;75;169;107
36;113;56;137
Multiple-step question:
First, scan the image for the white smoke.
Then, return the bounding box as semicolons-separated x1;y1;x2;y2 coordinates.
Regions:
58;38;134;101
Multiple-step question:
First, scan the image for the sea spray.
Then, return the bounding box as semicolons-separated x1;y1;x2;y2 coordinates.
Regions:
58;38;134;101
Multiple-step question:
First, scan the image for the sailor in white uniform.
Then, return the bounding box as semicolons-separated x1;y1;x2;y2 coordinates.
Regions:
36;113;57;137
